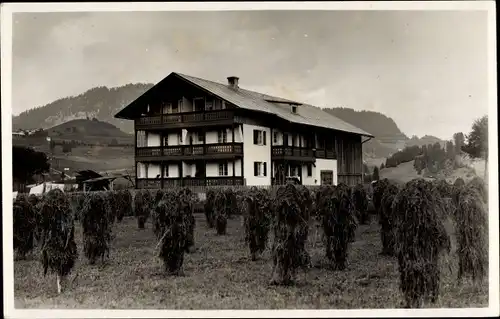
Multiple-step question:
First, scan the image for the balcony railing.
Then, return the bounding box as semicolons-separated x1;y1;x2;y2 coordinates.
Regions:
136;143;243;159
314;149;336;159
136;176;244;189
271;146;336;160
135;110;234;128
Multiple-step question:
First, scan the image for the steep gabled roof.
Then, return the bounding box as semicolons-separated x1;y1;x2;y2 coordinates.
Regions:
115;72;374;138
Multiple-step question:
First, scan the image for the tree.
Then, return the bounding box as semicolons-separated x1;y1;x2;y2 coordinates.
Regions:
462;115;488;179
13;146;50;186
453;132;465;154
372;166;380;181
445;140;455;160
380;162;385;170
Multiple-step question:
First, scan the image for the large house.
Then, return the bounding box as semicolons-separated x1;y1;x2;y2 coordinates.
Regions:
114;72;374;189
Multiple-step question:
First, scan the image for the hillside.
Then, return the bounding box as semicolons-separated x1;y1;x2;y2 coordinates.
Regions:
324;108;408;142
13;83;443;158
46;118;132;141
12;83;153;133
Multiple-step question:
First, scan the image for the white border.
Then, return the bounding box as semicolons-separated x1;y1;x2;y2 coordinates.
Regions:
1;1;498;318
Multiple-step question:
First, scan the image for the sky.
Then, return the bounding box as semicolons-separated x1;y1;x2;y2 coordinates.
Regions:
11;10;490;140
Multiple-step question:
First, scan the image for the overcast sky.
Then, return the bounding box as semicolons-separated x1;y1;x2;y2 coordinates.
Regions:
11;10;490;139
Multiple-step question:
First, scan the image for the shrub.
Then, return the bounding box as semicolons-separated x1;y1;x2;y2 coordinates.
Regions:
316;185;356;270
204;190;216;228
372;178;390;217
81;192;113;265
352;183;369;225
270;184;310;285
153;191;191;275
116;190;132;222
242;187;272;261
178;187;196;253
467;176;488;204
393;179;451;308
39;189;78;294
134;190;151;229
213;190;229;235
379;184;399;256
13;195;36;259
454;186;488;283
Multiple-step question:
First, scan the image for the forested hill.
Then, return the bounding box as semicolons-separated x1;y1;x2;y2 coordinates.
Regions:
324;107;408;142
12;83;154;133
13;83;435;158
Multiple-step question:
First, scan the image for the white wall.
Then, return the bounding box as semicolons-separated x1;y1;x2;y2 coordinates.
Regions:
243;123;271;186
146;132;161;147
301;164;316;186
315;159;338;186
164;164;180;178
182;163;195;177
205;160;242;177
136;162;162;178
164;132;181;146
148;163;161;178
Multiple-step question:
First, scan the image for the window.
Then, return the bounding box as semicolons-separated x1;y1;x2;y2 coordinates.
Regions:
273;131;278;144
307;164;313;177
254;162;267;177
253;130;267;145
218;162;228;176
194;97;205;112
205;97;214;111
163;102;172;114
217;129;227;143
198;132;204;142
291;105;298;114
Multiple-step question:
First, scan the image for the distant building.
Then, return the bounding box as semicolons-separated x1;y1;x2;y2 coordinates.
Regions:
114;72;374;189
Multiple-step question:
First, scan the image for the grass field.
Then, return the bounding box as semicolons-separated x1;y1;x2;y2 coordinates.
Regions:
14;213;488;309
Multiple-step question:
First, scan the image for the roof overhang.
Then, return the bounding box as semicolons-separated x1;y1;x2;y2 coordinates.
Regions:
114;72;376;139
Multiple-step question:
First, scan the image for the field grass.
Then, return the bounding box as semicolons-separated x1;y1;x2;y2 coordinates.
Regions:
14;214;488;309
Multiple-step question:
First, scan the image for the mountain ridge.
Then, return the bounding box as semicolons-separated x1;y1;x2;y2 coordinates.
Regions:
12;82;442;158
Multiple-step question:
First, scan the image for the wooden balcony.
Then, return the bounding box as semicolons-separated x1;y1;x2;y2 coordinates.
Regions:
271;146;315;162
135;110;234;129
314;149;336;160
136;143;243;161
136;176;244;189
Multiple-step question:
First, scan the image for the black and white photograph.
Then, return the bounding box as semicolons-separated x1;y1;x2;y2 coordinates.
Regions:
1;1;498;317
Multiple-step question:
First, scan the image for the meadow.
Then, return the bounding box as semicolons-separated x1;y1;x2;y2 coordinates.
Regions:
14;203;488;309
14;178;488;309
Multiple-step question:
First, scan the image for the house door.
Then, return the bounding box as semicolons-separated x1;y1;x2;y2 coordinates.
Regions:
320;170;333;185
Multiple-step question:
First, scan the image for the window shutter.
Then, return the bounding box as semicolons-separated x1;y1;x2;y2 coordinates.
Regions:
263;162;267;176
254;162;258;176
253;130;258;144
263;131;267;145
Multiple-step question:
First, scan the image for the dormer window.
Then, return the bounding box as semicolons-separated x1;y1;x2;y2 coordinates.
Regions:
291;105;298;114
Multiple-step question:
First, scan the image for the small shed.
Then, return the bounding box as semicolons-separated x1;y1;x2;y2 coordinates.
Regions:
82;176;118;192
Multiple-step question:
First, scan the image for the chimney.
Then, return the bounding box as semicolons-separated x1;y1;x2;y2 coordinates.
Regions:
227;76;239;90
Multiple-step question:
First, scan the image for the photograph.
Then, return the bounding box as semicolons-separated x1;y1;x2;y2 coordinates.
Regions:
2;1;498;317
